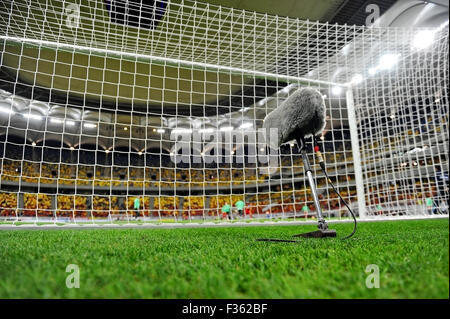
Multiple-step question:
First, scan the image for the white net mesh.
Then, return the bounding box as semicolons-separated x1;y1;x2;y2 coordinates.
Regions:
0;0;448;224
353;26;449;217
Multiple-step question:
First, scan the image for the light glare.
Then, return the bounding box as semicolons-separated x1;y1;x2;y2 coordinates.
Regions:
50;118;64;124
351;74;363;84
238;122;253;129
368;67;377;75
172;128;192;134
331;86;342;96
412;30;435;50
199;128;214;133
23;113;42;121
0;107;14;114
379;53;400;70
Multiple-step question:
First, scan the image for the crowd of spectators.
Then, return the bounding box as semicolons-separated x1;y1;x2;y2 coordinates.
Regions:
1;134;444;219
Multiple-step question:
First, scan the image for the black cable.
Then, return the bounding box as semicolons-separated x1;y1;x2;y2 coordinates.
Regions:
314;137;357;239
321;165;357;239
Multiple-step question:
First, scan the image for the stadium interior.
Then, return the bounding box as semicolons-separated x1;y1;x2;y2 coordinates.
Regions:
0;0;448;223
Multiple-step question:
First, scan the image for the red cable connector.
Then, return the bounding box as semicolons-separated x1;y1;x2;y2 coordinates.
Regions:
314;143;326;171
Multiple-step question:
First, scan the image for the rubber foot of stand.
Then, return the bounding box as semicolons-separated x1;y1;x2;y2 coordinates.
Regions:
292;229;337;238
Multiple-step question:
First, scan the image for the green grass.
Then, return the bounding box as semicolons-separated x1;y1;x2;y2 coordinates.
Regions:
0;216;352;225
0;219;448;298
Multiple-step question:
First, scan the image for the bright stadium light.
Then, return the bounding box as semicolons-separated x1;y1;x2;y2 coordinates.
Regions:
23;113;42;121
379;53;400;70
0;107;14;114
0;106;14;114
412;30;435;50
368;67;378;75
238;122;253;129
220;126;234;131
31;142;36;146
199;128;214;133
172;128;192;134
50;118;64;124
51;118;76;126
351;74;363;85
331;86;342;96
83;123;97;128
156;128;165;133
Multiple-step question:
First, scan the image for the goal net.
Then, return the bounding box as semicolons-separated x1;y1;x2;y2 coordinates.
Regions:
0;0;448;224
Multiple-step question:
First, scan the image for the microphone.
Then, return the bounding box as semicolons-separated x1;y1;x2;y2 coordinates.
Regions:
257;87;357;240
263;87;326;149
258;87;339;239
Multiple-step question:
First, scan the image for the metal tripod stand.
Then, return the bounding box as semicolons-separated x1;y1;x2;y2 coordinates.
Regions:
292;137;336;238
257;137;336;242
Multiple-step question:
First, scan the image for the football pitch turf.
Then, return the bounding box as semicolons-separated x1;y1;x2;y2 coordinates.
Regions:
0;218;448;298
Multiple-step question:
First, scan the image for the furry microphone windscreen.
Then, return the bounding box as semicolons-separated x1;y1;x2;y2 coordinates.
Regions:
263;87;326;149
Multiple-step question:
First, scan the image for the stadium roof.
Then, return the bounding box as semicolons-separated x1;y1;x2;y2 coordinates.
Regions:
0;0;447;150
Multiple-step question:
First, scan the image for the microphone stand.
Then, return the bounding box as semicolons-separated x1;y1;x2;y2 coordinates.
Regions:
257;136;336;242
292;137;336;238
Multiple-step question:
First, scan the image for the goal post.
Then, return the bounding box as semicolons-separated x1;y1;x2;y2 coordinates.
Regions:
346;87;366;219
